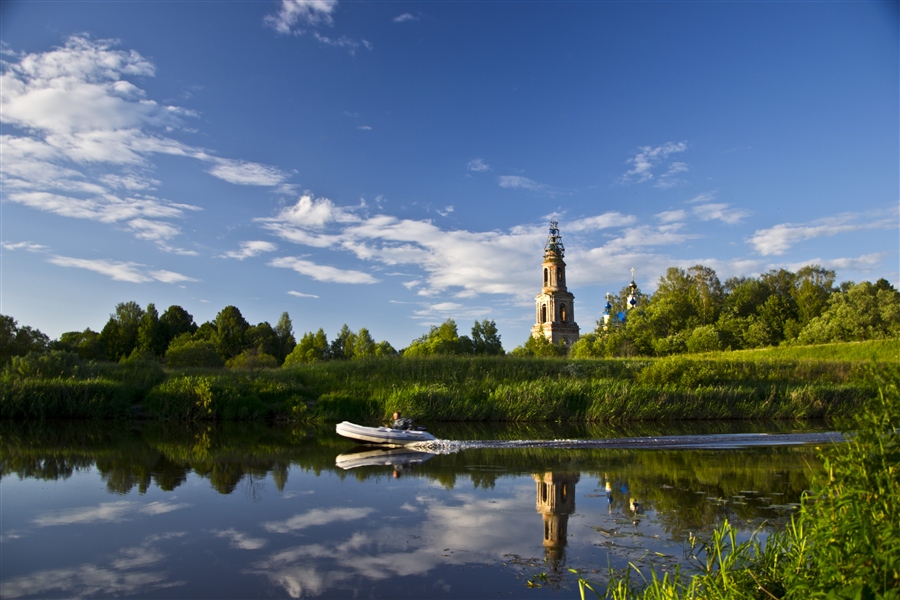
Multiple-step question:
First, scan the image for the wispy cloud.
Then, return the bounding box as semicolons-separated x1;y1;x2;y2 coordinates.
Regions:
264;1;371;53
1;241;48;252
749;213;897;256
220;240;278;260
498;175;550;194
47;256;197;284
264;0;338;34
467;158;491;172
693;203;749;224
394;13;419;23
620;142;688;186
288;290;320;298
270;256;379;284
1;36;289;251
207;160;287;186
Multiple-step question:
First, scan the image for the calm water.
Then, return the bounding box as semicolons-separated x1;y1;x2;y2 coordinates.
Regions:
0;420;836;599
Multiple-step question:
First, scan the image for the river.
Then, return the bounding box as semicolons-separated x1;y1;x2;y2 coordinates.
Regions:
0;419;838;598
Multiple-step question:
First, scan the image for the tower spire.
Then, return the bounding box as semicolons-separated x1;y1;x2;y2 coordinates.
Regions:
531;221;580;346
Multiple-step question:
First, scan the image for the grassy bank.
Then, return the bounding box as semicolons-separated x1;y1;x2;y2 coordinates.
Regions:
577;366;899;599
1;339;896;421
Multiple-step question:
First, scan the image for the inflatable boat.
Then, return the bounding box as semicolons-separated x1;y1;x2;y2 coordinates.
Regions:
335;421;436;445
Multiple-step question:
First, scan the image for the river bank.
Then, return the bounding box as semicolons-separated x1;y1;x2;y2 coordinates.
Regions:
1;339;897;422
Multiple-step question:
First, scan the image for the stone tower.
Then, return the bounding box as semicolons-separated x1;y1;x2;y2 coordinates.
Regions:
532;221;580;346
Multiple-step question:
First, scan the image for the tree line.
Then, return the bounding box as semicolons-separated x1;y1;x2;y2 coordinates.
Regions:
559;264;900;358
2;264;898;370
0;302;505;372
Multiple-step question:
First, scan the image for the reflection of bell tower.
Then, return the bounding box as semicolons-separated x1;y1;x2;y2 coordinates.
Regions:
533;472;580;562
531;222;580;346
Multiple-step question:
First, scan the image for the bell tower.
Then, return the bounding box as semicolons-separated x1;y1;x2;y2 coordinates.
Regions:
531;221;580;346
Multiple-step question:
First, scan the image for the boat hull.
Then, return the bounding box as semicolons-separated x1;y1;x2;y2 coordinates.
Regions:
335;421;436;445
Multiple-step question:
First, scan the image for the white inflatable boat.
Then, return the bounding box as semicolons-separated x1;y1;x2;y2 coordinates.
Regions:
335;421;436;445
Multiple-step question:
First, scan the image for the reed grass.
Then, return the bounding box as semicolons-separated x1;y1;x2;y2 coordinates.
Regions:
574;365;900;599
2;340;893;421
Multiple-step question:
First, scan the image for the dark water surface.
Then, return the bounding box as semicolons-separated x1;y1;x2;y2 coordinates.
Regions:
0;420;838;599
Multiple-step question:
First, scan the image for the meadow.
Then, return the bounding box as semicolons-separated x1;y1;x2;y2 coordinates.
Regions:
1;339;896;423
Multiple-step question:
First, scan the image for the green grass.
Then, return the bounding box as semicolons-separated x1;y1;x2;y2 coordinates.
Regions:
2;340;896;421
575;365;900;599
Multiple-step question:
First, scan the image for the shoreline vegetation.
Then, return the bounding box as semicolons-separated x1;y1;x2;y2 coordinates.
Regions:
1;339;897;422
577;367;899;599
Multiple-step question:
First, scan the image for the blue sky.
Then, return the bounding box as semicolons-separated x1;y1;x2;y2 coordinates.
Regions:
2;0;898;351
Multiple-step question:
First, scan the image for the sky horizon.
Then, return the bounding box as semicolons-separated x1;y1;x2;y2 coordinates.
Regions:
2;1;898;350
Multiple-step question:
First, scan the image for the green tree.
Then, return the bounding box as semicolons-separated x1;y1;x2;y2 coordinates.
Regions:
0;315;50;364
798;280;900;343
55;328;106;361
510;334;567;357
792;265;836;327
137;303;166;356
330;324;356;360
100;301;145;361
160;305;197;350
226;348;278;377
248;322;279;358
274;312;296;364
165;336;223;368
471;319;504;355
214;306;249;359
374;340;398;357
353;327;376;359
283;329;330;365
404;319;468;356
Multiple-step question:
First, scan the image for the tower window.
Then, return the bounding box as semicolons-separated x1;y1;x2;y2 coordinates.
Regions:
541;304;547;323
543;268;549;286
560;304;567;323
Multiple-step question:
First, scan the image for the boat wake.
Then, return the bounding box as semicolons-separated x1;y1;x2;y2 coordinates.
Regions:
406;431;843;454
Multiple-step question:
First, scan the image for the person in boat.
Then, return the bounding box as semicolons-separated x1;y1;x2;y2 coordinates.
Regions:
391;411;414;430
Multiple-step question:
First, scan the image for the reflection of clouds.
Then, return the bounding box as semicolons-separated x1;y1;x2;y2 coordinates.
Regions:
33;500;190;526
262;507;374;534
213;528;268;550
0;533;186;599
253;491;535;597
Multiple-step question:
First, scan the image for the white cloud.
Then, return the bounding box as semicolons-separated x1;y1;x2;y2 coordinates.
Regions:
357;125;372;131
748;213;896;256
656;210;687;223
394;13;419;23
207;159;287;186
620;141;688;185
467;158;491;172
221;240;278;260
149;270;198;284
567;212;637;232
288;290;320;298
1;241;48;252
270;256;379;284
692;203;750;225
48;255;196;284
498;175;546;193
1;36;288;249
264;0;338;34
33;501;136;527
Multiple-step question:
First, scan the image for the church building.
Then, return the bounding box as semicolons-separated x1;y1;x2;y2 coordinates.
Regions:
531;221;580;346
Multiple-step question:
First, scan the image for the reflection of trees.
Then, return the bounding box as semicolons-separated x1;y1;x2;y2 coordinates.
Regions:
2;419;821;538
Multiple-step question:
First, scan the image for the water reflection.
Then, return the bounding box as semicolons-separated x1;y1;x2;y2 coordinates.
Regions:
534;472;579;565
0;419;830;598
